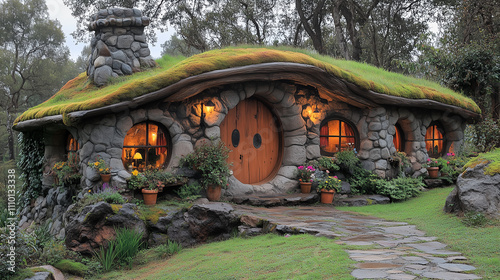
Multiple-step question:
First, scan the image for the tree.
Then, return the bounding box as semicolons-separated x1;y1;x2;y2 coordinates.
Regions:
413;0;500;118
0;0;77;160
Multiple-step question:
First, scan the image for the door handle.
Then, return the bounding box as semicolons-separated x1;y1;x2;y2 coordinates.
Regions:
240;154;243;160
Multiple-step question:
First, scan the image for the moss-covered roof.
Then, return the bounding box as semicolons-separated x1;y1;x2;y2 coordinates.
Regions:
14;47;480;126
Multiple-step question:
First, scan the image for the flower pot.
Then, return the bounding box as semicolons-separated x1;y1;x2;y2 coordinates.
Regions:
206;185;222;201
320;189;335;204
142;189;159;205
427;167;439;179
100;173;111;183
299;182;312;194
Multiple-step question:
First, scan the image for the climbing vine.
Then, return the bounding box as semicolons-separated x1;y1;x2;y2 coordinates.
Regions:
18;131;45;205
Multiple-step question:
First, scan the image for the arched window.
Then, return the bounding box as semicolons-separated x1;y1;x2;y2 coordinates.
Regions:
122;121;170;171
393;123;405;152
320;118;358;155
67;134;80;154
426;122;445;157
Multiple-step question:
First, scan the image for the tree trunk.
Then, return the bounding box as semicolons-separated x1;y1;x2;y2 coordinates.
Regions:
7;113;15;161
332;1;350;59
296;0;326;54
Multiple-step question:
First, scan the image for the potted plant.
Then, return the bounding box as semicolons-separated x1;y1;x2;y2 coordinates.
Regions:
128;169;159;205
423;158;440;178
51;153;81;186
179;141;232;201
88;157;111;182
317;176;341;204
316;156;340;172
296;165;315;193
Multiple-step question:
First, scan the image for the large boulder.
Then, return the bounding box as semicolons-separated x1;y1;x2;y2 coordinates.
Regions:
64;202;147;254
153;202;240;247
444;162;500;217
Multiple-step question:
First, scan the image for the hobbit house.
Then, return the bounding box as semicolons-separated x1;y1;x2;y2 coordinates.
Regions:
13;8;481;239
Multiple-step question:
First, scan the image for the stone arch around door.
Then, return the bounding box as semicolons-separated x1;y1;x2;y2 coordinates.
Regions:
214;81;308;196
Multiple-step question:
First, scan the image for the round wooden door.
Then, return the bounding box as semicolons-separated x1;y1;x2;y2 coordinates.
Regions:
220;98;282;184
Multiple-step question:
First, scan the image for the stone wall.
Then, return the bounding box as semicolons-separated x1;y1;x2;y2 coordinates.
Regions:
87;8;156;86
72;80;467;197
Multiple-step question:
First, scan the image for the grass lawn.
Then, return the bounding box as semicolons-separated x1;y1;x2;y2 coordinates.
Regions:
337;187;500;279
99;234;356;280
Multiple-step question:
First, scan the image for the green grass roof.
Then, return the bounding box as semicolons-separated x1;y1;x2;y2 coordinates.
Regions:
14;47;480;125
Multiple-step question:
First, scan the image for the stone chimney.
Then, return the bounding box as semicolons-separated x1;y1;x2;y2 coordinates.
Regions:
87;8;157;86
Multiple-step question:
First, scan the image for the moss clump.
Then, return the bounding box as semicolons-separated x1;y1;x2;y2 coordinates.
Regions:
139;206;167;224
15;47;480;125
111;204;123;213
463;148;500;176
54;259;88;277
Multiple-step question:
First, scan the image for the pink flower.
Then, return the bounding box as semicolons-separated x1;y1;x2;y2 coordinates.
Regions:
427;158;431;162
298;166;304;170
333;176;338;179
326;170;330;174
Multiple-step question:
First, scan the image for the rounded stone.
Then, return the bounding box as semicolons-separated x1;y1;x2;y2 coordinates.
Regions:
220;90;240;109
94;56;106;68
93;65;113;86
283;145;307;166
117;35;134;48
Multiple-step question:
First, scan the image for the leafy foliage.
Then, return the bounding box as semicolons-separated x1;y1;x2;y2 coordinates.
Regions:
462;211;490;228
175;182;202;199
470;118;500;152
375;177;424;201
18;131;44;204
180;140;232;188
94;228;143;271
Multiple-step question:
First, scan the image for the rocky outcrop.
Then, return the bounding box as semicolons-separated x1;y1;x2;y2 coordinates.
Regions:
64;202;147;254
64;201;240;254
444;162;500;217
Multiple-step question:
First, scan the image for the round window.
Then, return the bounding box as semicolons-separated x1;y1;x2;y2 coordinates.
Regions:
122;121;170;171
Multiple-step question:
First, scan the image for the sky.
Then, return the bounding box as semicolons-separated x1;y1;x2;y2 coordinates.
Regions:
46;0;173;61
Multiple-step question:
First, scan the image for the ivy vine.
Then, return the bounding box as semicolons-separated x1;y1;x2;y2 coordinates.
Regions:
18;131;45;205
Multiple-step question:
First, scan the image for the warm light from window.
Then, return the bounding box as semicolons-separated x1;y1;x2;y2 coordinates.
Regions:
151;132;157;143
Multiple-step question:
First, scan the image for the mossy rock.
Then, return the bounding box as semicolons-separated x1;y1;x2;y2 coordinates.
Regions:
54;259;88;277
464;148;500;176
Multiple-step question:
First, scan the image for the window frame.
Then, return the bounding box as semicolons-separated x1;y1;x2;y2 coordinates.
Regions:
319;117;359;156
425;122;446;157
122;121;171;171
394;123;405;152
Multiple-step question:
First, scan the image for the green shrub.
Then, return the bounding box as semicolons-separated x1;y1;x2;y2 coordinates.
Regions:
151;240;183;259
462;211;490;227
176;182;202;199
54;259;88;277
94;240;119;272
94;228;143;271
335;150;360;172
78;189;126;209
471;118;500;152
114;227;144;267
376;177;424;201
316;156;340;171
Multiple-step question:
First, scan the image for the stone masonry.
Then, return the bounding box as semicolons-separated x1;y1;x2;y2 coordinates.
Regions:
87;8;156;86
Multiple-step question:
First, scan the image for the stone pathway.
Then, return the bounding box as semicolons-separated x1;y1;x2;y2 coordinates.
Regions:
233;205;481;280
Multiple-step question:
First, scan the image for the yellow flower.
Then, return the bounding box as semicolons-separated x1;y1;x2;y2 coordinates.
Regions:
94;162;99;166
132;170;139;176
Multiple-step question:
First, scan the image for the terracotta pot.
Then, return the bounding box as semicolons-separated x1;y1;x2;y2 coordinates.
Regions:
206;185;222;201
142;189;159;205
100;173;111;183
320;189;335;204
300;182;312;194
427;167;439;179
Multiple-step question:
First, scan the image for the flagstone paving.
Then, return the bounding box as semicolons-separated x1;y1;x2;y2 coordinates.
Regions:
233;205;481;279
